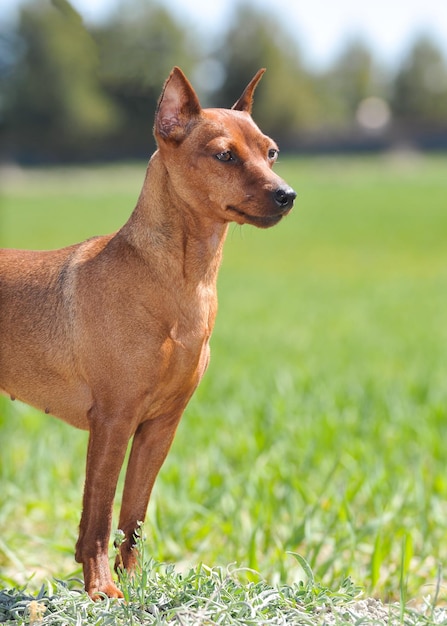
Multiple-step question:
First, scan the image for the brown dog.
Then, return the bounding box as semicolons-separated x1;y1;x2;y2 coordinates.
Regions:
0;67;296;598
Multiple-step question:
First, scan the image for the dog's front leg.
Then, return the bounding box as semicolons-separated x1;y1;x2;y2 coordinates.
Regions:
75;407;134;599
114;413;182;574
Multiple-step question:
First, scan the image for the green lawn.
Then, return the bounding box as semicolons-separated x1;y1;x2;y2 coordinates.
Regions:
0;154;446;604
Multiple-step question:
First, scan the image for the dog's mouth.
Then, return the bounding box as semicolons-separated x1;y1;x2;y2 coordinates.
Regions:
225;205;285;228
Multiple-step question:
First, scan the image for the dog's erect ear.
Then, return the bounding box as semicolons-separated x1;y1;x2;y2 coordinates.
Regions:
231;68;266;114
155;67;202;142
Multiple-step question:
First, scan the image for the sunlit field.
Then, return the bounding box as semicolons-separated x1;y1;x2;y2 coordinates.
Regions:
1;154;446;603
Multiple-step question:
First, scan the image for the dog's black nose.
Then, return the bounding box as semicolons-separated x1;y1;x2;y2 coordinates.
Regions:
273;186;296;210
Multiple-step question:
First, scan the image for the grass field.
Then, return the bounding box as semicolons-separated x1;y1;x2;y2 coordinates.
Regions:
0;154;447;612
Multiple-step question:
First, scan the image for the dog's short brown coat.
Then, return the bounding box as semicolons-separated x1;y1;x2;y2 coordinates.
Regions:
0;67;296;598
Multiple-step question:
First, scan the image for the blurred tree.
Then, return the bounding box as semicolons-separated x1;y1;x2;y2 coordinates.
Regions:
391;36;447;124
322;39;387;127
211;3;323;143
93;0;200;157
0;0;199;161
1;0;447;162
2;0;119;161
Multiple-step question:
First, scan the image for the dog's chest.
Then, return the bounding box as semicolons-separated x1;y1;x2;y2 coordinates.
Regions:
140;318;211;421
144;283;214;397
162;297;213;378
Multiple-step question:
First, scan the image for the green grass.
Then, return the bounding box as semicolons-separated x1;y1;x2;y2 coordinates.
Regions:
1;154;447;620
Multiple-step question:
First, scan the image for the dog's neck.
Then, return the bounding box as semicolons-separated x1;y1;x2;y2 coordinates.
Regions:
119;152;229;287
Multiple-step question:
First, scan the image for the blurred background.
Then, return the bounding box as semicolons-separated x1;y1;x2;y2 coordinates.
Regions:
1;0;447;163
1;0;447;596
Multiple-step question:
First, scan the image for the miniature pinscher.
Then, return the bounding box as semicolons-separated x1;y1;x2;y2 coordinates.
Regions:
0;67;296;598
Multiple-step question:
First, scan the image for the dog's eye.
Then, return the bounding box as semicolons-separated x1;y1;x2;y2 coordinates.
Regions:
215;150;235;162
268;148;279;161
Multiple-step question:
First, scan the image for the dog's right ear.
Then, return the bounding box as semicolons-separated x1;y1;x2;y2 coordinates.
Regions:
155;67;202;142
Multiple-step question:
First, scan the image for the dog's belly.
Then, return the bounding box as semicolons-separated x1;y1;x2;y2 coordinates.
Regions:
0;370;93;430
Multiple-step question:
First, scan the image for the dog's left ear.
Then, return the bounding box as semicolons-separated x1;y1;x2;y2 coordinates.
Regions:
231;68;266;114
155;67;202;142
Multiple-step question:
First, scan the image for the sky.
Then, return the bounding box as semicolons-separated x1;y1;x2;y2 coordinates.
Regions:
3;0;447;70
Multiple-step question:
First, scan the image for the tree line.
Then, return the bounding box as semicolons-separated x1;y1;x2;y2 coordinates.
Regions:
1;0;447;163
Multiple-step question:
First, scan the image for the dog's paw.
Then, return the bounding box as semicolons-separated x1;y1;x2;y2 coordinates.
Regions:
88;581;124;601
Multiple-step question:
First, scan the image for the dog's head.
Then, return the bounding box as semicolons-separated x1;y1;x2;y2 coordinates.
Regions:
154;67;296;229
